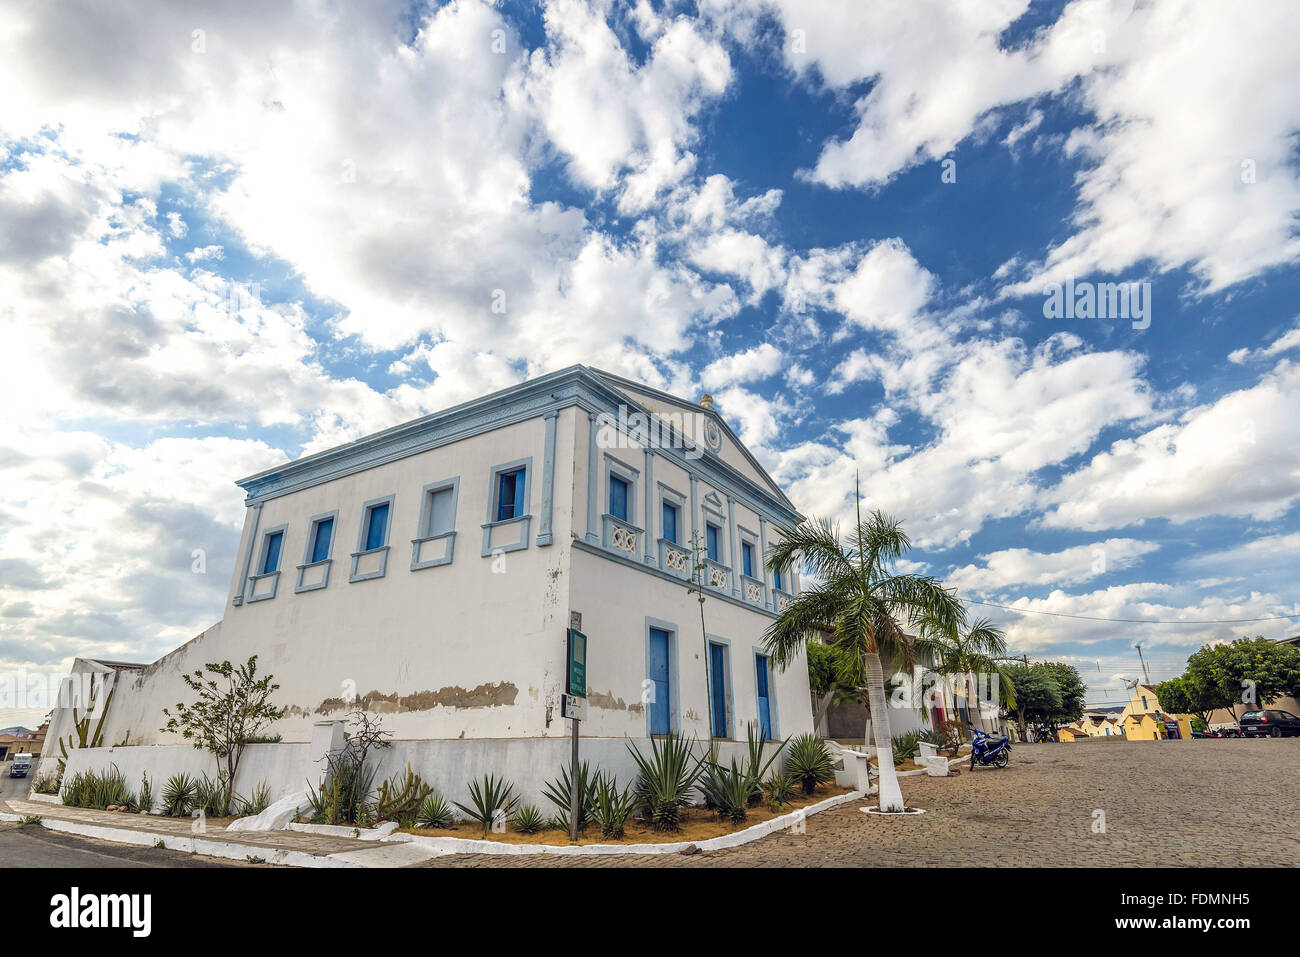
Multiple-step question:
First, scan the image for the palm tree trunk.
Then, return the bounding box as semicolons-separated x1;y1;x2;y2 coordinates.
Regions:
966;672;985;733
865;652;904;812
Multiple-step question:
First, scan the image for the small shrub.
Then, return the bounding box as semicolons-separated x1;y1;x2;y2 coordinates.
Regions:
237;781;272;817
589;774;636;839
742;721;788;807
306;751;377;826
698;759;753;824
161;773;197;817
20;815;42;825
137;772;155;814
193;773;231;817
763;769;798;811
891;731;922;767
416;790;455;829
932;719;966;751
511;803;546;835
628;732;706;832
376;765;433;828
784;734;833;795
453;775;519;838
541;760;597;833
33;773;61;795
153;839;166;849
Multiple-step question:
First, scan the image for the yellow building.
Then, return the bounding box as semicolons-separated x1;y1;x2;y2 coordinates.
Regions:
1123;711;1194;740
1058;725;1088;742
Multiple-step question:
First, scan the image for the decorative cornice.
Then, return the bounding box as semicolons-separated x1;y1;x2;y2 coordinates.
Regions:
236;365;803;526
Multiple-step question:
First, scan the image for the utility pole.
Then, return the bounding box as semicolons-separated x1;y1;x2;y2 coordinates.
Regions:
1134;643;1151;685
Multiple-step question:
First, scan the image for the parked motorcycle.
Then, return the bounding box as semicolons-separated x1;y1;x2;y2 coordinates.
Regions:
970;728;1012;769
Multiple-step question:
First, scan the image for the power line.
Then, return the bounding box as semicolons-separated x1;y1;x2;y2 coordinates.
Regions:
966;599;1300;625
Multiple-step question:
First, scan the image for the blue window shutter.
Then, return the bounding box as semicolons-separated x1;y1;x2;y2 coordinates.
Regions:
365;503;389;550
756;655;772;740
742;542;754;578
709;643;727;738
310;518;333;564
662;501;677;543
427;488;454;535
609;475;628;521
496;469;523;521
706;524;719;561
648;629;671;735
262;531;283;574
773;566;783;591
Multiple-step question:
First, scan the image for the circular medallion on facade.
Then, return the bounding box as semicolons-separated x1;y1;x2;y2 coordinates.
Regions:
703;418;722;452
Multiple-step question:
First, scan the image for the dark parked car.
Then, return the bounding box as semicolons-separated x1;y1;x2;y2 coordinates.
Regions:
1239;710;1300;737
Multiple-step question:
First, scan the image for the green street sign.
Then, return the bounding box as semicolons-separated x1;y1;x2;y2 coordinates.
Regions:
567;627;587;698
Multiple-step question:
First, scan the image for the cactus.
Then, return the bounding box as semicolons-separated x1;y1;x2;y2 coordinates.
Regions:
375;765;432;826
60;681;115;761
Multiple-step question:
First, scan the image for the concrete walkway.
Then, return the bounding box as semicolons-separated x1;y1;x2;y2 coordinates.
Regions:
0;797;439;867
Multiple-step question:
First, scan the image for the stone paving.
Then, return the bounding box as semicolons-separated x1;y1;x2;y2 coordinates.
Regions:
416;739;1300;867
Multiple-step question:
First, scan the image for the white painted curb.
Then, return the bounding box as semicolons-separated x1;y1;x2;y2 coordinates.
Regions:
287;821;398;841
389;789;865;857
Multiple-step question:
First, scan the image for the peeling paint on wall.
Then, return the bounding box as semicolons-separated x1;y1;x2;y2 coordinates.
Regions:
587;688;628;711
312;682;519;715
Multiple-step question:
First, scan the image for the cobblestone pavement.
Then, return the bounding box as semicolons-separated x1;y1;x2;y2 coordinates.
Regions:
418;739;1300;867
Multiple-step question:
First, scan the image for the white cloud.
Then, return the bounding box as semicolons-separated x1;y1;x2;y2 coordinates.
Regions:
947;538;1159;594
701;343;784;388
1041;360;1300;530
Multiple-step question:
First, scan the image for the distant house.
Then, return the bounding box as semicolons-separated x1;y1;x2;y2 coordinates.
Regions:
1123;711;1193;740
0;722;46;761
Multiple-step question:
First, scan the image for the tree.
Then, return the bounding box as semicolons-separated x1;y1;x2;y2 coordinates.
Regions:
806;638;866;737
1001;663;1061;740
161;656;286;812
1039;662;1086;728
762;490;963;813
1184;637;1300;725
918;615;1016;733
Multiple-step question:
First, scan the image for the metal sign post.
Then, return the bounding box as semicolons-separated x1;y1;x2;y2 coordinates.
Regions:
565;616;587;843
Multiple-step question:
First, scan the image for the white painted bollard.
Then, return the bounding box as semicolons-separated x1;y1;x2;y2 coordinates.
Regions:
921;755;949;777
918;741;938;761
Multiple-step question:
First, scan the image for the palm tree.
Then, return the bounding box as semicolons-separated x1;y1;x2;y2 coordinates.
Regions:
918;615;1017;735
761;489;963;813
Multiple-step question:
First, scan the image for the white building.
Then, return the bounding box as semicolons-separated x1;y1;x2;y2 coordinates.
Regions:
45;366;813;805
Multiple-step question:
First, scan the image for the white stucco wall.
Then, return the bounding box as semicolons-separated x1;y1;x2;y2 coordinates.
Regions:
46;369;814;796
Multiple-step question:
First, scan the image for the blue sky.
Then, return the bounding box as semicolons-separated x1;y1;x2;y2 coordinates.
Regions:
2;0;1299;726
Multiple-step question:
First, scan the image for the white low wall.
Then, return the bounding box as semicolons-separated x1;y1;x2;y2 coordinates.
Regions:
58;735;781;814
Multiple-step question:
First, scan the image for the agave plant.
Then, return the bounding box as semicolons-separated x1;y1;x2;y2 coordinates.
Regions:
698;758;755;824
784;733;834;795
236;780;272;817
541;760;597;833
511;803;546;835
306;750;378;826
628;732;706;832
742;721;788;807
891;731;922;767
763;769;798;811
193;772;230;817
453;774;519;838
416;790;455;829
589;774;637;839
161;773;197;817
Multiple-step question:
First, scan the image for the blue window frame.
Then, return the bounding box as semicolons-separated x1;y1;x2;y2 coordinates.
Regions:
261;530;284;574
648;628;671;735
756;654;772;740
609;474;629;522
661;500;678;543
705;522;720;561
309;517;334;564
496;468;525;522
709;642;728;738
741;541;754;578
773;565;783;591
364;502;390;550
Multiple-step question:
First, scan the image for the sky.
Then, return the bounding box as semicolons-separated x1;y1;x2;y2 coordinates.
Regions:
2;0;1299;728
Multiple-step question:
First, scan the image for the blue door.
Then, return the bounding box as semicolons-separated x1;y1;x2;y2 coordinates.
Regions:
609;475;628;521
756;655;772;740
709;643;727;738
648;628;671;735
